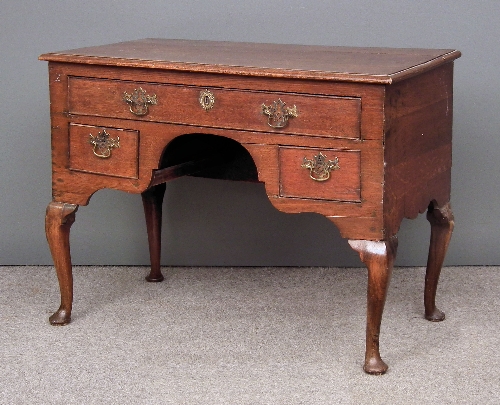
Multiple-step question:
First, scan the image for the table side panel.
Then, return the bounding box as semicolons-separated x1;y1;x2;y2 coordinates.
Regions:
383;62;455;237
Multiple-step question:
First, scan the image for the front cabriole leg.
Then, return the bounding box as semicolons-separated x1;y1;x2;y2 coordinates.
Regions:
45;202;78;325
349;236;398;375
424;201;454;322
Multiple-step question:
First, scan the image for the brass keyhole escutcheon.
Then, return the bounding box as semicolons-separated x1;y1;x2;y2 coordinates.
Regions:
199;89;215;111
301;152;340;182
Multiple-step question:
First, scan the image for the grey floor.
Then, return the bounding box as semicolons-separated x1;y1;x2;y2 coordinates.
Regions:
1;265;499;404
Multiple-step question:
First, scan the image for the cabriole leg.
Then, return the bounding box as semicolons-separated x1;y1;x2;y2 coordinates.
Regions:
45;202;78;325
142;183;166;282
425;202;454;322
349;236;398;375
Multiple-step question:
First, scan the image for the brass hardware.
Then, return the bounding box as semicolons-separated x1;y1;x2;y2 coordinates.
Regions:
123;87;157;116
89;129;120;158
199;89;215;111
301;152;340;182
262;98;298;128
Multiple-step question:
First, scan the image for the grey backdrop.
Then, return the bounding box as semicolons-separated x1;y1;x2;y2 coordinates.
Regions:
1;1;498;267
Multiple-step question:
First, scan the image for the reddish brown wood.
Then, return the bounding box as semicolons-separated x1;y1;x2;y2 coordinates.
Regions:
425;202;454;321
348;236;398;375
279;147;361;202
68;77;362;139
45;202;78;325
142;184;166;282
40;39;460;374
40;38;460;84
69;123;139;179
383;64;454;237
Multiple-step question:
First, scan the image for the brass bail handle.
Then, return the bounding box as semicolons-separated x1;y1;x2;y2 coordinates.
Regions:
301;152;340;182
89;129;120;159
262;98;298;129
123;87;157;116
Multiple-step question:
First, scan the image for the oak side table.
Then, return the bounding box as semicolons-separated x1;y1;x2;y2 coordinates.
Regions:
40;39;460;374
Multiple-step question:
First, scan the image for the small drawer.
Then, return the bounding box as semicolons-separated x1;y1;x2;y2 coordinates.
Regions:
279;147;361;202
69;123;139;179
68;77;361;139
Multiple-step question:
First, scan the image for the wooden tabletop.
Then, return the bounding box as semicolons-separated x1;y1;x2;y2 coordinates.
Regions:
40;38;460;84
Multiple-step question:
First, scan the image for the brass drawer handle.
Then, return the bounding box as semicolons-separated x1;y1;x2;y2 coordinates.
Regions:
123;87;157;116
301;152;340;182
89;129;120;158
262;98;298;128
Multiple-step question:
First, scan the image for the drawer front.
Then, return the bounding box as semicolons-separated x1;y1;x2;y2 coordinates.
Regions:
279;147;361;202
69;123;139;179
68;77;361;139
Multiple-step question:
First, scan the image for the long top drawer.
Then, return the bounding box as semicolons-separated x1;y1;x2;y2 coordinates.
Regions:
68;77;361;139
